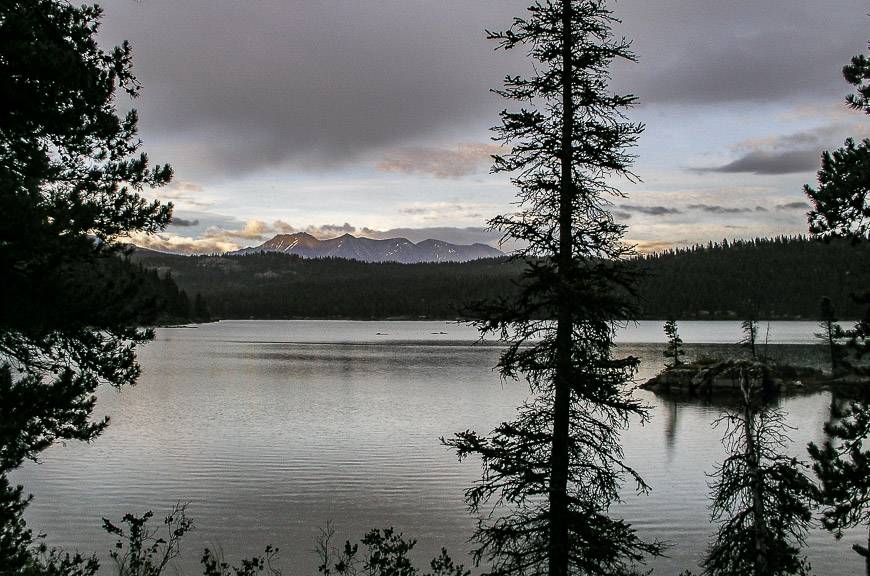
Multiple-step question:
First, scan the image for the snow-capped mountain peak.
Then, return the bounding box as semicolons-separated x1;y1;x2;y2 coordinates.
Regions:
229;233;503;263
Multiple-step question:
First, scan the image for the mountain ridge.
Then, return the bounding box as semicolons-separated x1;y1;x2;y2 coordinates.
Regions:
228;232;503;263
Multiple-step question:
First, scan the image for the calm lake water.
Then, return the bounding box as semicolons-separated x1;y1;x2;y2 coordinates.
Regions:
11;320;865;575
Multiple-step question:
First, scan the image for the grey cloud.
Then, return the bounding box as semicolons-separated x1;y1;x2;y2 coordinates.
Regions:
619;204;682;216
695;122;869;175
755;206;769;212
270;221;358;238
153;180;211;208
97;1;867;177
612;1;867;105
100;1;527;177
399;204;465;215
169;217;200;227
378;143;501;178
699;149;821;175
396;201;495;221
613;211;632;220
319;223;357;235
776;202;810;211
687;204;753;214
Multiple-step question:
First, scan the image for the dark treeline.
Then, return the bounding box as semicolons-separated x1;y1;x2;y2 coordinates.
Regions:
635;236;870;320
132;249;527;320
132;235;870;321
122;259;212;324
65;255;212;326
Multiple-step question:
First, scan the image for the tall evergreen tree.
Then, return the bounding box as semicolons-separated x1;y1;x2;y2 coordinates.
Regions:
806;41;870;366
0;0;172;570
808;399;870;574
445;2;659;575
806;41;870;241
663;319;685;368
804;40;870;574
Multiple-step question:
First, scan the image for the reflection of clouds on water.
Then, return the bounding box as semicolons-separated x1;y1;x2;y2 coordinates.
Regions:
11;321;864;576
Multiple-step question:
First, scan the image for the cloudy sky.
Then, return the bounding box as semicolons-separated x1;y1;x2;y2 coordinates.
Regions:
99;0;869;254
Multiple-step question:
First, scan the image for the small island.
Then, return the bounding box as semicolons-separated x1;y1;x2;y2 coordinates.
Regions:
642;319;870;397
641;358;828;395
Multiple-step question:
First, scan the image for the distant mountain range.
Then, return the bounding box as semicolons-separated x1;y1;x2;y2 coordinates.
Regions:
228;232;504;263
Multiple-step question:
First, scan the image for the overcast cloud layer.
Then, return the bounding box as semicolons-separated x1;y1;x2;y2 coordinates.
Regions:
99;0;869;253
102;1;867;174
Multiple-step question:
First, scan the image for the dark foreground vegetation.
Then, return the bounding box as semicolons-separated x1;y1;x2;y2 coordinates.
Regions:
132;235;870;321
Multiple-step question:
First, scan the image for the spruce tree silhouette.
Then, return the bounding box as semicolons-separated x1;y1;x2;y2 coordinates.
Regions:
444;2;660;575
804;39;870;575
663;319;685;368
0;0;172;570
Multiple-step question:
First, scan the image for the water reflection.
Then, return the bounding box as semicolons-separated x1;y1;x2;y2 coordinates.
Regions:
9;321;865;576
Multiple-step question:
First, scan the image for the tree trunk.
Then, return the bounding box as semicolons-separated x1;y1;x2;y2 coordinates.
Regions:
548;2;574;576
741;376;768;576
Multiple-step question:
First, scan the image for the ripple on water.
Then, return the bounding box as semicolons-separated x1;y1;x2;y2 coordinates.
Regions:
11;321;865;576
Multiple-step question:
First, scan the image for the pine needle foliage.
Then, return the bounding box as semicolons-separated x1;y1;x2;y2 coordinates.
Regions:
808;398;870;572
0;0;173;571
444;2;660;576
806;41;870;241
804;39;870;575
663;319;685;368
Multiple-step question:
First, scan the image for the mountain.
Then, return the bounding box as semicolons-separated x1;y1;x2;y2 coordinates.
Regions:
229;232;504;263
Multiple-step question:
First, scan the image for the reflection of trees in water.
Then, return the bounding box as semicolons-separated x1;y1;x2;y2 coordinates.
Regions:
810;390;870;574
663;399;680;454
703;377;816;576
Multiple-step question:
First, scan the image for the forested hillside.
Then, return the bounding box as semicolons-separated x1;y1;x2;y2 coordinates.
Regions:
132;249;524;319
132;236;870;320
634;236;870;320
117;257;211;324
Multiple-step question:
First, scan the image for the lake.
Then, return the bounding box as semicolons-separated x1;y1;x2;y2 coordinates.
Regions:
11;320;866;575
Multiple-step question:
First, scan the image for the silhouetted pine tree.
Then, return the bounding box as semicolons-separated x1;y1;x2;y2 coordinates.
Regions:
663;319;685;368
444;2;659;576
806;42;870;241
804;40;870;574
0;0;172;571
806;41;870;366
808;399;870;575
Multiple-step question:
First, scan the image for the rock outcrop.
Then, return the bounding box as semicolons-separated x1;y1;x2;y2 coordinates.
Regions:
641;359;826;396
